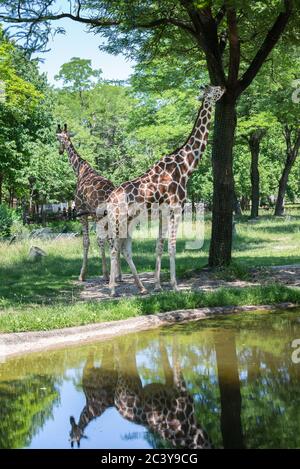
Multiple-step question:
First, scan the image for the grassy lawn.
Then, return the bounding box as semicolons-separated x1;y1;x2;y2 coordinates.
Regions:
0;210;299;332
0;285;299;333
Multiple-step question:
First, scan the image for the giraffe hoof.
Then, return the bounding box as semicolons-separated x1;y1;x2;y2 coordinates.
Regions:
140;288;148;295
154;285;163;292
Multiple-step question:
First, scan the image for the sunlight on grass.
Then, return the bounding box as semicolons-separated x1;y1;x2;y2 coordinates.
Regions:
0;210;299;331
0;285;299;333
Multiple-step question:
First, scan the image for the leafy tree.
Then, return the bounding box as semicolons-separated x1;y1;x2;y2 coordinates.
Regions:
0;0;297;266
0;29;54;207
54;57;102;105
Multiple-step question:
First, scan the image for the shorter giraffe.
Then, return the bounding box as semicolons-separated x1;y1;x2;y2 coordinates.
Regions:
69;346;117;448
56;124;121;282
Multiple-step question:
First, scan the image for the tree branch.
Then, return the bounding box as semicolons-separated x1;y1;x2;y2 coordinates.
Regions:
180;0;226;84
238;0;293;94
215;4;226;26
226;4;240;86
0;9;197;35
0;12;119;26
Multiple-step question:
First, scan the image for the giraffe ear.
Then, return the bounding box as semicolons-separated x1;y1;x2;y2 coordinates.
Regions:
64;123;68;132
56;124;62;133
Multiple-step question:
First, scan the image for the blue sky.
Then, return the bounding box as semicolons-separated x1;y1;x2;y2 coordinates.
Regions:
33;18;134;87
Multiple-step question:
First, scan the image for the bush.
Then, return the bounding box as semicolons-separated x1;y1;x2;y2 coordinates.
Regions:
0;204;13;238
0;205;25;239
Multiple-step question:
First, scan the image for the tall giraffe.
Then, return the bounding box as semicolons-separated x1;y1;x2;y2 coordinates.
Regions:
69;340;211;449
107;85;225;296
56;124;121;282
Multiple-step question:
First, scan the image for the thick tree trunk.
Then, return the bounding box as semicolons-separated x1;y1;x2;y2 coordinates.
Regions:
214;331;244;449
249;132;261;219
274;156;294;216
209;94;236;267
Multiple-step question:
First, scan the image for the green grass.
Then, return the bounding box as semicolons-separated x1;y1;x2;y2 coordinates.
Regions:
0;209;299;332
0;284;299;333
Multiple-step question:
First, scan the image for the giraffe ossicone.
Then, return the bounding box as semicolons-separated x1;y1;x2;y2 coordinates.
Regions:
107;85;226;296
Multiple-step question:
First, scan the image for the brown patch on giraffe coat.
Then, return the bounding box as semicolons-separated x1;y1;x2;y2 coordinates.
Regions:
200;143;206;153
165;161;177;173
177;184;186;201
158;172;172;185
178;161;189;175
187;153;194;166
171;166;181;181
168;181;178;195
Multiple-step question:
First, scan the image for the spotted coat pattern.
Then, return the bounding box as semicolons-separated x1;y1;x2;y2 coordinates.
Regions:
107;86;226;295
56;126;120;282
69;343;211;449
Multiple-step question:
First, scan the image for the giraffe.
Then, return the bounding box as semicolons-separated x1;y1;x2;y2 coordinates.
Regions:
69;340;211;449
107;85;226;296
56;124;121;282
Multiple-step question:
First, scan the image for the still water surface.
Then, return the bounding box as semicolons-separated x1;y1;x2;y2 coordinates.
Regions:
1;309;300;449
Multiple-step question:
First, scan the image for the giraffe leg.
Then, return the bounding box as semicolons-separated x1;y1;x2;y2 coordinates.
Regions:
97;237;109;282
168;211;179;291
154;211;165;292
108;237;120;297
116;248;123;282
79;218;90;282
121;237;147;295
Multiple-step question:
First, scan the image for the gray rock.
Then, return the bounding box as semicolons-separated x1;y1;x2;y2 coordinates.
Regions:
28;246;47;260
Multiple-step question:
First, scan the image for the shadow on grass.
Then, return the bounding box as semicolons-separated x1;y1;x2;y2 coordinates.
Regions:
257;223;300;234
1;227;299;308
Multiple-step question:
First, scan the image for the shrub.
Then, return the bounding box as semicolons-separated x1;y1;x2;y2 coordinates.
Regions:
0;204;13;238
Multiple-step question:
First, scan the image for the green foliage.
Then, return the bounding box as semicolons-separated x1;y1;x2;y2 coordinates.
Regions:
54;57;102;93
0;375;59;448
0;204;13;238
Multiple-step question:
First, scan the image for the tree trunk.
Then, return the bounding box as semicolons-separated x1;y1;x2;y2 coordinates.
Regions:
249;132;261;219
209;94;236;267
233;191;242;216
274;156;294;216
275;128;300;216
214;331;244;449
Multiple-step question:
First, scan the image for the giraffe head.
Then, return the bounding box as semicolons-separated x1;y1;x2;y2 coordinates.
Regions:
56;123;72;155
69;416;85;448
199;84;226;104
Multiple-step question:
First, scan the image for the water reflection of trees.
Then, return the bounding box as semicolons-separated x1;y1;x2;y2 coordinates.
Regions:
1;310;300;449
0;374;59;449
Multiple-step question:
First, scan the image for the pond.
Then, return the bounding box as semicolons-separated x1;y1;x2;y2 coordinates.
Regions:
0;308;300;449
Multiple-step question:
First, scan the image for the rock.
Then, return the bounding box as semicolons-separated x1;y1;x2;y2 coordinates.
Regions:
29;228;53;240
28;246;47;261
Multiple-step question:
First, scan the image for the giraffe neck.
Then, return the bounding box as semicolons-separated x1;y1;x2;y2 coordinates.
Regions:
64;139;85;176
178;97;212;175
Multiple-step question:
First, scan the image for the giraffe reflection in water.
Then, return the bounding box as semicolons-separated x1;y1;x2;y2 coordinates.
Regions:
69;339;211;449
